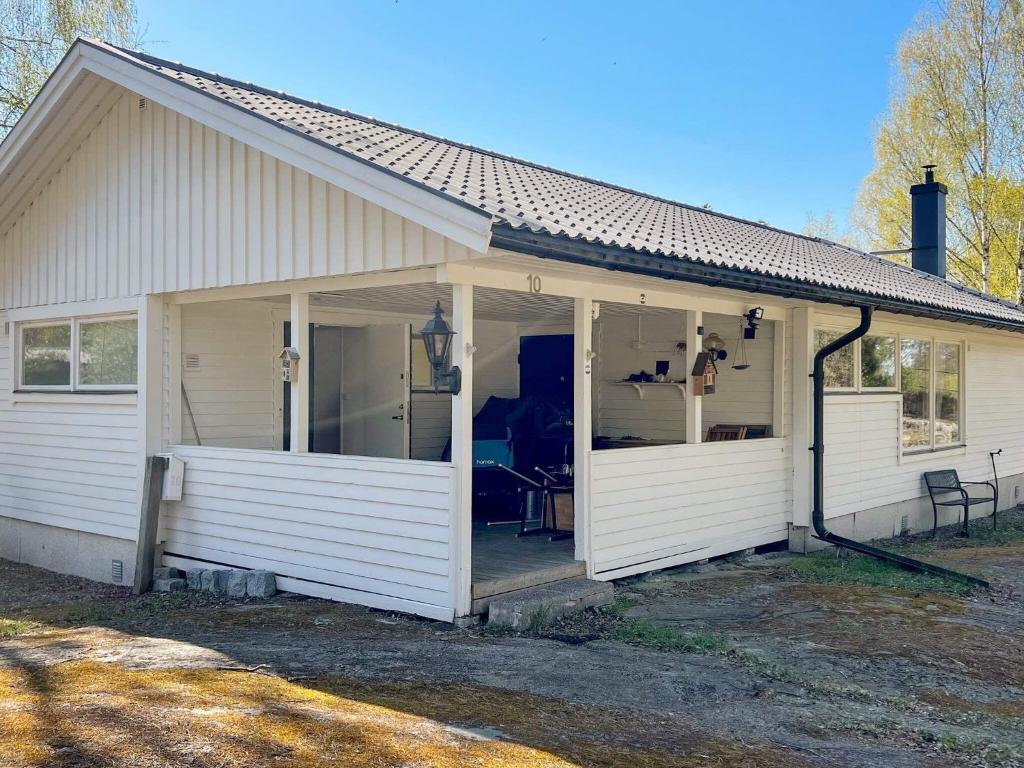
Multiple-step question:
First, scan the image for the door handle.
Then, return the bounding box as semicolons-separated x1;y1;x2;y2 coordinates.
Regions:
391;415;404;421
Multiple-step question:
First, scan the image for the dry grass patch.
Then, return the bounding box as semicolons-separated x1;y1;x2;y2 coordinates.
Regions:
0;661;808;768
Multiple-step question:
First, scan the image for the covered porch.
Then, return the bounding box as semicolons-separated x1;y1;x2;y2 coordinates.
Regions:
155;256;795;620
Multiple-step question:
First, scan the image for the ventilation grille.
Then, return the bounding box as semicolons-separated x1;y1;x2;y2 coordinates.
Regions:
183;353;201;372
138;96;148;111
111;559;124;583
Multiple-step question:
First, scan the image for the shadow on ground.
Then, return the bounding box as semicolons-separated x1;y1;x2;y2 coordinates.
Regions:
1;511;1023;767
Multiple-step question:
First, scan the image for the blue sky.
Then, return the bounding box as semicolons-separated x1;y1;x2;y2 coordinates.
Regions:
136;0;922;235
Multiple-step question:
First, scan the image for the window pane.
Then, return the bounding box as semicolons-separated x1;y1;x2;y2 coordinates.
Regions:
861;335;896;388
900;338;931;449
814;330;854;389
22;324;71;386
934;342;960;445
79;319;138;386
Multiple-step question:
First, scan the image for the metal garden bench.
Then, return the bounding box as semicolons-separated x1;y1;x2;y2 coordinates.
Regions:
923;469;996;537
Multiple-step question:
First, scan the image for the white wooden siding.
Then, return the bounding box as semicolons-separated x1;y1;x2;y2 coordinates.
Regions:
180;300;277;449
0;316;140;539
594;312;688;441
593;312;775;442
700;315;775;433
0;90;476;310
822;336;1024;518
589;439;790;579
163;445;454;620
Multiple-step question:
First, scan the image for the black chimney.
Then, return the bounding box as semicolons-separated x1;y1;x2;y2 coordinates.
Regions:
910;164;947;278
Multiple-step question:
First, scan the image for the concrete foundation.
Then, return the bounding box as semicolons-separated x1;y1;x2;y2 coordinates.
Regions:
0;515;136;585
789;472;1020;553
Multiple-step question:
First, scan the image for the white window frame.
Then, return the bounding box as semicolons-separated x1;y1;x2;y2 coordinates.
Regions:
16;313;138;393
75;314;139;392
816;323;965;454
17;320;73;391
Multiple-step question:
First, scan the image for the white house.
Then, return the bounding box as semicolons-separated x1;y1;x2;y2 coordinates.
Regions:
0;39;1021;621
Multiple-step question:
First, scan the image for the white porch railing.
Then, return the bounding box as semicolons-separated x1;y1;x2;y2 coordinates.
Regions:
160;445;456;621
589;438;791;579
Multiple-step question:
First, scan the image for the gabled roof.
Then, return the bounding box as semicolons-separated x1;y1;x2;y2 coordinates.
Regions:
9;39;1024;329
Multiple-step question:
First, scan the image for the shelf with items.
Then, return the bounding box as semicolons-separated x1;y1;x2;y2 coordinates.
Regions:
612;380;687;400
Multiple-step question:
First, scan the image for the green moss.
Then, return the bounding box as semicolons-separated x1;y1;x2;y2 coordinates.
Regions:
789;551;974;596
611;620;730;654
0;618;32;638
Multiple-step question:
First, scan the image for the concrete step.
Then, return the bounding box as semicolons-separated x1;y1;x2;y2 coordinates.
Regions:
486;577;614;630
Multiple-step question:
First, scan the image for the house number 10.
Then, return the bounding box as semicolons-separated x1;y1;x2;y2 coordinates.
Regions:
526;274;542;293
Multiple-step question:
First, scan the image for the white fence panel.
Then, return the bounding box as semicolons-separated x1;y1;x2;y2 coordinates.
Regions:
162;445;455;620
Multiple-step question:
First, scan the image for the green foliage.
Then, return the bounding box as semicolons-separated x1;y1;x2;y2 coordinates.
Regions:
790;551;975;596
854;0;1024;301
1;0;139;135
0;617;32;637
610;619;730;654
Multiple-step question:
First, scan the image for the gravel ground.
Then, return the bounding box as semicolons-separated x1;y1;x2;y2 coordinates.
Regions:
1;513;1023;767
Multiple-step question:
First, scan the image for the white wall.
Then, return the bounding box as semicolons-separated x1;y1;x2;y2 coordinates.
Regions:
0;89;475;311
593;311;775;442
589;439;791;578
594;312;688;441
180;300;277;449
408;318;519;461
0;316;141;542
823;333;1024;522
162;445;455;620
700;315;775;433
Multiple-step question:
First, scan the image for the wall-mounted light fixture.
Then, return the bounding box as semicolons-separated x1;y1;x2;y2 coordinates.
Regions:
420;301;462;395
744;307;765;340
702;332;728;361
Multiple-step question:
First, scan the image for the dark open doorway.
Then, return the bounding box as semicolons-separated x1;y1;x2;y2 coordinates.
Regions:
283;323;343;453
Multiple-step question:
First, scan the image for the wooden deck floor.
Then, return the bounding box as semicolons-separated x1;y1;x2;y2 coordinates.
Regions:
470;523;584;611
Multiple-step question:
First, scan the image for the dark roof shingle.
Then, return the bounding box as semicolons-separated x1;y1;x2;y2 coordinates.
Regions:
102;42;1024;327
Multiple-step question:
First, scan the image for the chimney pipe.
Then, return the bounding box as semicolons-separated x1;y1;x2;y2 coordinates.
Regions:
910;164;947;278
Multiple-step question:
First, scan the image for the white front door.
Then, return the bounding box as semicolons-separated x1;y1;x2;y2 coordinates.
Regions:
361;323;411;459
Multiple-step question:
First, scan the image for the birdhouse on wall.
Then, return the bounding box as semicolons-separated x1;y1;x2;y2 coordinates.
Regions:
691;352;718;396
279;347;300;383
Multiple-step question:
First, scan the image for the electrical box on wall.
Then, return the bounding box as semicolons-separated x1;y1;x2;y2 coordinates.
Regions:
161;455;186;501
279;347;300;383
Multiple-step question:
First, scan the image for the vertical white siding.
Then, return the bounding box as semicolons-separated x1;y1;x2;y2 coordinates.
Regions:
0;90;476;310
163;445;454;620
589;439;791;579
700;315;775;433
0;316;140;540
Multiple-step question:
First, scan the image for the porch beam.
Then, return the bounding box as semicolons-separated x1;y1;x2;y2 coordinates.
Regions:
438;262;786;321
573;297;594;566
170;266;439;305
450;284;474;617
289;292;310;453
684;309;703;444
791;306;814;527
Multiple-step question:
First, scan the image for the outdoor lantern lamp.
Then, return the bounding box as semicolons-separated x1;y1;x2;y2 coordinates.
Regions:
702;332;728;361
420;301;462;395
743;307;765;340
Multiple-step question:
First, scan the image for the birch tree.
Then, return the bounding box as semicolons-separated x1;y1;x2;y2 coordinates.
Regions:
1;0;138;136
854;0;1024;300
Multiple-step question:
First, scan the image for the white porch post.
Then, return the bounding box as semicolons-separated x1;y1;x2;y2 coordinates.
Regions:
289;292;310;453
573;297;593;565
684;309;703;444
450;284;474;617
791;306;814;530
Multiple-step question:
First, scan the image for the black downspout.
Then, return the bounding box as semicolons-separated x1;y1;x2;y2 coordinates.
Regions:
810;305;989;588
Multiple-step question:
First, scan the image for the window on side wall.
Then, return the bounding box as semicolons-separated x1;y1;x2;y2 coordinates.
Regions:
860;334;896;389
18;315;137;392
814;329;855;389
899;337;962;451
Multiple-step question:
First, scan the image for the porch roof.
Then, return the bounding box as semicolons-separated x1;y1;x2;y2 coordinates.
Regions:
67;41;1024;330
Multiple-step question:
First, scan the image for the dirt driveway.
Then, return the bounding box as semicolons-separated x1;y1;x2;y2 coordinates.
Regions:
1;513;1023;768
